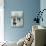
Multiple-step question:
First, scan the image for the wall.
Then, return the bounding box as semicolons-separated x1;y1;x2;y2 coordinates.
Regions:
40;0;46;27
0;1;4;41
4;0;40;42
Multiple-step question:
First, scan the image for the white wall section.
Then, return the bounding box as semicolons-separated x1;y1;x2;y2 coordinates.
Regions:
0;0;4;42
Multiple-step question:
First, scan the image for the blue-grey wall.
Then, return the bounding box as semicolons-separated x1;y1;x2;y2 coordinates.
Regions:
4;0;40;42
40;0;46;27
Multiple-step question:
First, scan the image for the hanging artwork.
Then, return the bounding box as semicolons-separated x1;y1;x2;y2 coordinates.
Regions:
11;11;24;27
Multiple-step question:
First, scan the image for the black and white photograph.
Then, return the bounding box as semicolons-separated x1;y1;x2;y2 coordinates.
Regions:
11;11;24;27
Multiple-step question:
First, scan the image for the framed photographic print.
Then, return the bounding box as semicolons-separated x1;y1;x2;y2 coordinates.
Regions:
11;11;24;27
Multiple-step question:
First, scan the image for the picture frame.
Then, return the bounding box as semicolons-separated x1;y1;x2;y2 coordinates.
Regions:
11;11;24;27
